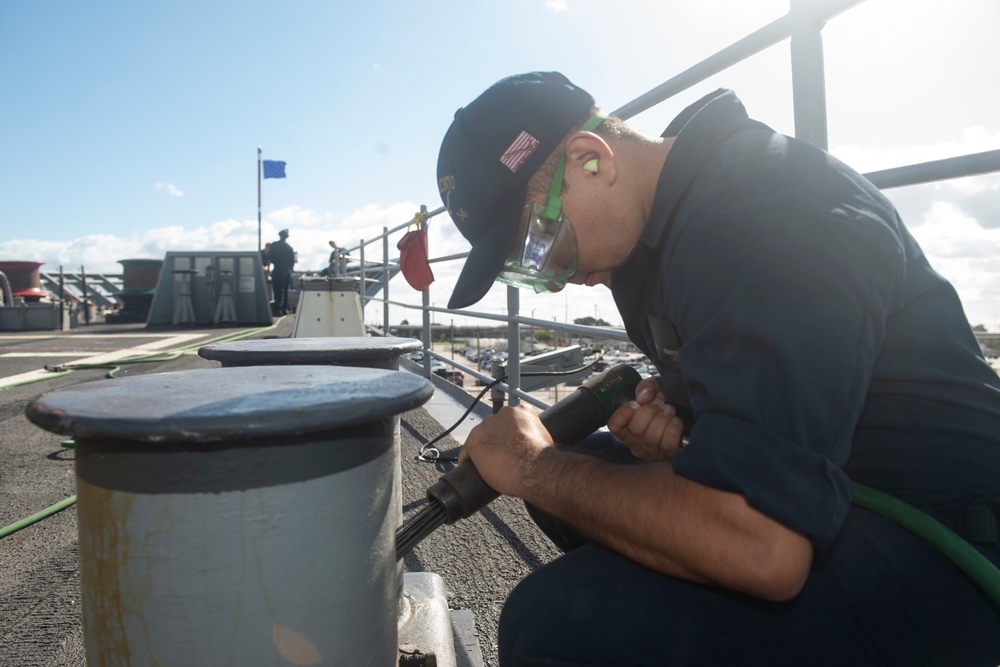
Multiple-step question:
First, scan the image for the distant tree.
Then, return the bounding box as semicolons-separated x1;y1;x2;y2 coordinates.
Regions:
573;316;611;327
400;319;409;326
972;324;987;332
535;329;554;344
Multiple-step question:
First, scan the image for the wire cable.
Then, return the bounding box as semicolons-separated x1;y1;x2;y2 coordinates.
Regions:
415;378;504;463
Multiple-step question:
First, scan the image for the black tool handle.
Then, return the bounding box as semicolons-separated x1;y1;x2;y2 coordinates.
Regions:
426;364;641;524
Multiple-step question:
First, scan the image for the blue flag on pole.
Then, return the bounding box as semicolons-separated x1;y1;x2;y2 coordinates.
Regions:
262;160;286;179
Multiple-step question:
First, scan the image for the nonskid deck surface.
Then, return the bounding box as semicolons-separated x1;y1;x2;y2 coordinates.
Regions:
0;319;556;667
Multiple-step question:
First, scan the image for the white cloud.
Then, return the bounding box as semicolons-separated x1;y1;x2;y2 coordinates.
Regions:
907;201;1000;329
154;182;184;197
0;202;422;283
545;0;568;13
831;132;1000;328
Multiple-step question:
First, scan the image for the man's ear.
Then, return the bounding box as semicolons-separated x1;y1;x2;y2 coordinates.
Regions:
564;132;616;186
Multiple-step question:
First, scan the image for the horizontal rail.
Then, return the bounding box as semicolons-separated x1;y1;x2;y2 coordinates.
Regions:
428;252;469;265
338;205;448;257
420;350;551;411
612;0;862;120
863;149;1000;190
613;15;791;120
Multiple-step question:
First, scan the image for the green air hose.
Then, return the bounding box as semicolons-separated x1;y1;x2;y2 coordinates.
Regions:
0;495;77;540
852;482;1000;607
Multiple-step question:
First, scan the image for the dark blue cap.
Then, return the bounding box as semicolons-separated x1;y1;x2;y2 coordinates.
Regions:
437;72;594;309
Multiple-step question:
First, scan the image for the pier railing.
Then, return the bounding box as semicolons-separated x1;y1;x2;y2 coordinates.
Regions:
330;0;1000;411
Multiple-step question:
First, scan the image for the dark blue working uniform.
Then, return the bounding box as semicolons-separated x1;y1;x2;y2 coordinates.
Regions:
501;90;1000;666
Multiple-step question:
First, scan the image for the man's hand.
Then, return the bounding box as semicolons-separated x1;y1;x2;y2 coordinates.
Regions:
458;404;554;498
606;377;684;462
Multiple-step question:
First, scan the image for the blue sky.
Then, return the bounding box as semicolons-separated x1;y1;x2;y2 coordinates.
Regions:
2;0;999;328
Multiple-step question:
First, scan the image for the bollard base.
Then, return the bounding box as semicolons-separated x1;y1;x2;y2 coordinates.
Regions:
398;572;484;667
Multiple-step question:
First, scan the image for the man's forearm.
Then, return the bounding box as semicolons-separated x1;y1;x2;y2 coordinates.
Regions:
521;448;813;601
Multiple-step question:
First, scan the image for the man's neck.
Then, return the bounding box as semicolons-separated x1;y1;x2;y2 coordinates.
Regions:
633;136;674;223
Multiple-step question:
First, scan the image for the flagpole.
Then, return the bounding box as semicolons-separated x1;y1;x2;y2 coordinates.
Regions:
257;146;263;254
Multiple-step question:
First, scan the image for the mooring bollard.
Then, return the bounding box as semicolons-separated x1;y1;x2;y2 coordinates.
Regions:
26;365;433;667
197;336;422;370
197;336;423;607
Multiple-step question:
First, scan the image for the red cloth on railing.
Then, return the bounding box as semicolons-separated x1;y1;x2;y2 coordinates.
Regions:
397;227;435;291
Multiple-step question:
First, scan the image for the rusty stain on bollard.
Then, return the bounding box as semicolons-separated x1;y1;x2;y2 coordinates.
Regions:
26;365;433;667
77;483;135;665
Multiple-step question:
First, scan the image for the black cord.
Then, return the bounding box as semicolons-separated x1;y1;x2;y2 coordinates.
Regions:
413;350;607;464
415;377;504;463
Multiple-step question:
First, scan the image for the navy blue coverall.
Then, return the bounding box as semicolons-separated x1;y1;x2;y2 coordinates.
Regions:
501;90;1000;666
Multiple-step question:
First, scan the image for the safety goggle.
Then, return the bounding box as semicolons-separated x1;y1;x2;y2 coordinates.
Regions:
496;113;606;294
497;199;579;293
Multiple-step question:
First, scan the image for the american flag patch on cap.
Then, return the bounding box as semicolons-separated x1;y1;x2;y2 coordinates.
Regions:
499;131;540;173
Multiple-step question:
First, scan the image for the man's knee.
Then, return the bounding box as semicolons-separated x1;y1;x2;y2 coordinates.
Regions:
498;559;563;666
498;545;642;665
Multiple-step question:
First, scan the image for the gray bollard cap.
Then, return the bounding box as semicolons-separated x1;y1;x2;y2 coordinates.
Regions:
26;365;433;444
198;336;422;369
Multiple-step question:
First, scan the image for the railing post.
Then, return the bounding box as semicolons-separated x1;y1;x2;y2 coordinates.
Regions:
359;240;366;308
420;206;433;374
382;226;390;336
59;266;65;330
81;265;90;326
789;0;829;150
422;291;431;376
506;286;521;407
490;360;506;414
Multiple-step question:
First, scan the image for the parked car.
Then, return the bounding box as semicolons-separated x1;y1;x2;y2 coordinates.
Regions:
430;361;464;386
436;369;465;387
